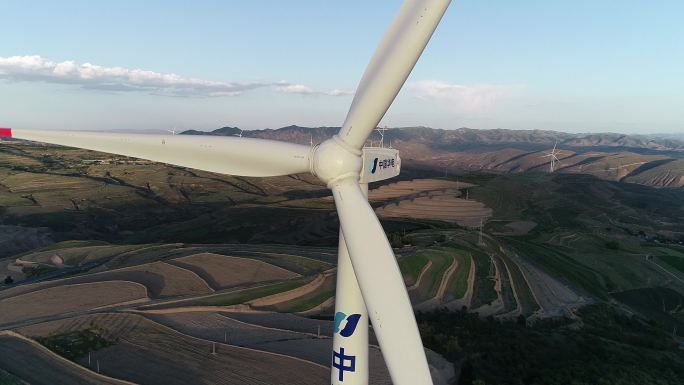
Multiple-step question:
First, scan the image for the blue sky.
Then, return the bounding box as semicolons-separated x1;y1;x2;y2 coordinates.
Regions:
1;0;682;134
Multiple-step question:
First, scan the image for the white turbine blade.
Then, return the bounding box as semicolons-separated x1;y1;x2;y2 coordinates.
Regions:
331;177;432;385
337;0;451;149
9;128;311;177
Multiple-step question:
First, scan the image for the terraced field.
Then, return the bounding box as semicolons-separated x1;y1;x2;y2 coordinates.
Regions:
0;282;148;326
16;244;152;267
408;249;455;304
139;311;390;380
399;253;430;286
271;273;336;314
0;331;129;385
170;252;299;290
498;252;540;316
1;261;212;301
469;251;499;308
181;278;312;307
443;249;472;302
17;313;328;385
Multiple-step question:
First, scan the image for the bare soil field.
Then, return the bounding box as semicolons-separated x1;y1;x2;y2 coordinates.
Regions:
0;331;131;385
73;262;212;298
19;312;327;385
1;261;212;301
368;179;474;201
144;311;308;347
225;311;337;338
170;252;299;290
0;282;148;326
376;193;492;227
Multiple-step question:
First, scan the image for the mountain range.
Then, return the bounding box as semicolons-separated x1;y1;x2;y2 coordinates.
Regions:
182;126;684;188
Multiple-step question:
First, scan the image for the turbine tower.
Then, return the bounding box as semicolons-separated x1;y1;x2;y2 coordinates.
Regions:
0;1;452;384
542;141;561;173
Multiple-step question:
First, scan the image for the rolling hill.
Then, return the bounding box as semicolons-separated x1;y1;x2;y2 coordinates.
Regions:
182;125;684;188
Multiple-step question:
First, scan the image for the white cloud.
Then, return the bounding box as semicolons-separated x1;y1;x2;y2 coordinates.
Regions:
275;83;352;97
276;84;315;94
410;80;520;111
0;55;348;98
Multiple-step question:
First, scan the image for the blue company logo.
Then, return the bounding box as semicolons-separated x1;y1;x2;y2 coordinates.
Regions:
332;347;356;382
370;157;378;174
334;312;362;337
369;157;396;174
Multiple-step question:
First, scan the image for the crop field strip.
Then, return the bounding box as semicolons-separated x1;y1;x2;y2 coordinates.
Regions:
368;179;474;201
271;272;336;313
496;252;541;315
169;252;299;290
376;194;493;227
408;249;455;304
469;250;499;308
399;253;430;286
1;261;212;301
442;249;472;302
0;282;148;326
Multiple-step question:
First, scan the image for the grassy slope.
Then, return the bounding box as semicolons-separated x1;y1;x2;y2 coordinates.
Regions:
443;248;472;300
399;254;430;286
498;252;540;315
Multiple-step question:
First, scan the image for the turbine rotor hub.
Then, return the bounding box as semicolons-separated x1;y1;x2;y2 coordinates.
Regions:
311;135;362;186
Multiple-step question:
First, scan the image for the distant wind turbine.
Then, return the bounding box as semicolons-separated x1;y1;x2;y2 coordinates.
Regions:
234;129;243;138
375;126;388;148
542;141;561;173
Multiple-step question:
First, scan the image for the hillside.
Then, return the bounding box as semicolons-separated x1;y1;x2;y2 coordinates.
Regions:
182;126;684;188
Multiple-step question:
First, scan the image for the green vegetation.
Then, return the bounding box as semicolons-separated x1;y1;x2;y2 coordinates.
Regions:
498;253;540;315
37;328;116;361
22;265;57;278
612;288;684;336
505;237;609;299
606;240;620;250
654;248;684;274
470;251;498;307
275;275;336;313
408;248;454;302
388;232;415;248
0;369;25;385
203;279;309;306
418;304;684;385
442;248;471;300
399;254;430;285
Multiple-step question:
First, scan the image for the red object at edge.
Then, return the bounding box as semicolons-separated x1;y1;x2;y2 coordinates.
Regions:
0;128;12;138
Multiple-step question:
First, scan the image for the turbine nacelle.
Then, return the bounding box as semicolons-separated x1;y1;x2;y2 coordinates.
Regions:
310;136;402;186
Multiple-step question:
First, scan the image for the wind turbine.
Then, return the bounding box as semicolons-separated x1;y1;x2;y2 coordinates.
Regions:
234;128;243;138
375;126;388;148
542;141;561;173
0;1;452;384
